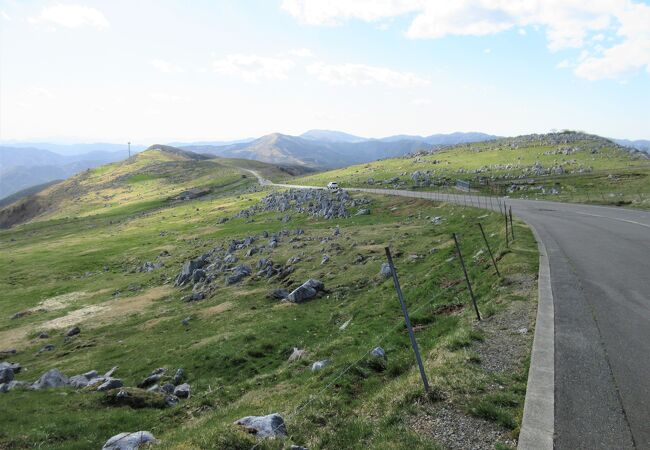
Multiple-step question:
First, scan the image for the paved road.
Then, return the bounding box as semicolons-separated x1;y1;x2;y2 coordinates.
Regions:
246;171;650;449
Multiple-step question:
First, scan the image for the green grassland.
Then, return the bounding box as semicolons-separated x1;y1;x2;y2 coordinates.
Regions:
290;132;650;209
0;149;538;449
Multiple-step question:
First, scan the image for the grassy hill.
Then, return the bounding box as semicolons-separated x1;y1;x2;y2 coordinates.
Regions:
0;146;310;229
0;149;538;449
290;131;650;209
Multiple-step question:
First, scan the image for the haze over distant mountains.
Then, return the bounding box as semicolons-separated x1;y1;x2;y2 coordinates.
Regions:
2;129;648;202
180;130;499;169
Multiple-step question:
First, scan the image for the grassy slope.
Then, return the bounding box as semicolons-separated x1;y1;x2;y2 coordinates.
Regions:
0;151;538;449
290;132;650;209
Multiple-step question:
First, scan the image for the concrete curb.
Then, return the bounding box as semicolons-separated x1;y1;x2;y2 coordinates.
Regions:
518;225;554;449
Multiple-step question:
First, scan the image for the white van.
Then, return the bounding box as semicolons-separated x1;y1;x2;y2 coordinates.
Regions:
327;182;339;190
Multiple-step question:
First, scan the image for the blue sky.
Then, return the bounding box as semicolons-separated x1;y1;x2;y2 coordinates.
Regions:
1;0;649;144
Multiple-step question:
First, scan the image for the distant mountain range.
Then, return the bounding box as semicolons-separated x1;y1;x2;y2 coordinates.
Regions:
613;139;650;153
3;130;647;203
0;146;129;200
180;130;499;169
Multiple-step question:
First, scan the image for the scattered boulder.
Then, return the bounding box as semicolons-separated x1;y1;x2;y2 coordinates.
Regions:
104;366;119;378
69;370;99;388
172;368;184;385
287;279;325;304
162;383;175;394
0;367;14;384
431;216;443;225
0;362;21;373
65;326;80;337
234;413;287;438
320;255;330;265
175;257;207;286
38;332;49;339
226;265;252;285
379;263;392;278
356;208;371;216
371;347;387;359
173;383;190;398
311;360;330;371
32;368;69;390
97;378;123;391
101;431;157;450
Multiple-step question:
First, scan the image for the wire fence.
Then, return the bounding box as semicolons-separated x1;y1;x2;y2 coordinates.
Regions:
245;189;513;449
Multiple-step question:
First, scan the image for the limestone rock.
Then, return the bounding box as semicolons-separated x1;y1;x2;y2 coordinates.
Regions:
101;431;157;450
32;368;69;390
234;413;287;438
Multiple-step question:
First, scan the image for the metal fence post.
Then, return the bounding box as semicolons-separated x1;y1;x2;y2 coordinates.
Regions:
385;247;430;393
509;206;515;240
452;233;482;321
504;206;509;247
478;223;501;278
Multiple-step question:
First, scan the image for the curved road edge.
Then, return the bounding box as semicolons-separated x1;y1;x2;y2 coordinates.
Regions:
517;224;554;450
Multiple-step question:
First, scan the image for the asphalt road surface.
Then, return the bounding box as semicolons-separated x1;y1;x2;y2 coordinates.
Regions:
247;171;650;449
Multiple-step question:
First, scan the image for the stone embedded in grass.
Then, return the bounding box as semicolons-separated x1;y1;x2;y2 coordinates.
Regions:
172;368;184;385
101;431;157;450
104;366;119;378
138;374;162;388
311;359;330;371
65;326;80;337
287;279;325;303
97;378;123;391
371;347;387;359
380;263;392;278
288;348;306;362
0;367;14;384
0;361;21;374
226;264;252;285
192;269;206;283
431;216;443;225
162;383;175;394
69;370;99;388
175;257;207;286
356;208;371;216
234;413;287;438
173;383;190;398
31;368;69;390
38;332;49;339
321;255;330;265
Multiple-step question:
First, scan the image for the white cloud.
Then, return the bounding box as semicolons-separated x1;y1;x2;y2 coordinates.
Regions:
556;59;572;69
518;28;527;35
149;92;187;103
212;54;295;82
27;87;55;99
150;59;184;73
281;0;421;26
282;0;650;80
289;48;314;58
29;4;109;29
307;61;429;87
1;10;11;21
411;98;432;106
